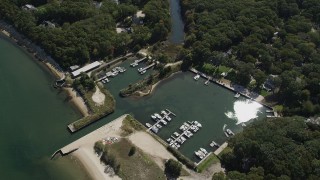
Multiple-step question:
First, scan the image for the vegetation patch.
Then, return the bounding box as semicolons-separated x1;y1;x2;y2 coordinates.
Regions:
220;117;320;179
71;74;115;131
96;138;166;180
167;146;196;170
196;154;220;173
120;62;181;97
120;115;145;136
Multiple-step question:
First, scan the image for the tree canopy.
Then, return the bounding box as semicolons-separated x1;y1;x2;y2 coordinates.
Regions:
0;0;170;68
220;117;320;179
180;0;320;116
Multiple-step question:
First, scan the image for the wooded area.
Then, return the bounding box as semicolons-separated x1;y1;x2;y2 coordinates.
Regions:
0;0;170;67
217;117;320;179
180;0;320;116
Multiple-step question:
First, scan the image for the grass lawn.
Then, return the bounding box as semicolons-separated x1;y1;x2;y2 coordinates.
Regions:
218;146;232;159
218;65;231;73
260;89;270;97
108;138;166;180
196;154;220;173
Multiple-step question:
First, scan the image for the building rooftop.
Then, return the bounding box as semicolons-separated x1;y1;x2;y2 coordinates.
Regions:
71;61;101;77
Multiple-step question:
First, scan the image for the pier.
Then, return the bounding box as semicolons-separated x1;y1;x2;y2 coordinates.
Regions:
169;123;194;144
189;68;276;111
138;62;156;73
147;110;174;132
130;57;147;67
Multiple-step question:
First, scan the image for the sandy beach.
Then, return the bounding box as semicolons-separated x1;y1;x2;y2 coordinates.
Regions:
64;87;89;117
60;115;126;180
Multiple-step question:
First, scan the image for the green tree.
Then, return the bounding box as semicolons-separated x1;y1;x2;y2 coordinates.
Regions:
165;159;182;178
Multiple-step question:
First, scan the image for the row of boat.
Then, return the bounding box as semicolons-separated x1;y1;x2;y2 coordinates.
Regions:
167;121;202;150
105;66;127;78
195;148;208;159
146;110;174;134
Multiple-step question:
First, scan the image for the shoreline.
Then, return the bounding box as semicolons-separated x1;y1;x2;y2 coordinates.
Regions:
0;21;91;119
134;70;182;98
60;115;127;180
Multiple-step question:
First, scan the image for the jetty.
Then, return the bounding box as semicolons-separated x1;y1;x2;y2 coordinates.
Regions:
61;115;126;155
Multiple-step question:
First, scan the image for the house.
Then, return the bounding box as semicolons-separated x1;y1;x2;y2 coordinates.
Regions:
92;1;103;8
71;61;102;78
133;10;146;25
22;4;37;11
42;21;56;28
263;75;278;92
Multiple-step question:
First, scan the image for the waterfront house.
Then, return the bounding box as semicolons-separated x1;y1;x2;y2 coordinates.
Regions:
133;10;145;25
22;4;37;11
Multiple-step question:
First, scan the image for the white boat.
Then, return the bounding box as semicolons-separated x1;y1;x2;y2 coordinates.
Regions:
151;114;157;120
140;70;146;75
210;141;220;147
205;80;209;85
101;80;106;84
104;78;110;82
151;126;158;133
161;110;167;115
194;74;200;80
241;123;246;127
130;62;138;67
226;129;235;136
156;124;162;128
165;116;171;121
145;123;151;128
174;132;180;137
154;113;162;119
161;120;167;125
200;148;207;154
167;138;173;142
194;121;202;128
234;93;240;98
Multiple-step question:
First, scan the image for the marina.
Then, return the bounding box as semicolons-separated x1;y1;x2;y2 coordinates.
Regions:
147;109;176;133
100;65;268;163
166;121;202;150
